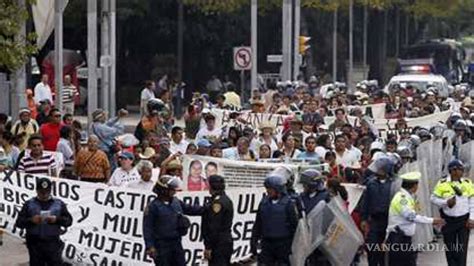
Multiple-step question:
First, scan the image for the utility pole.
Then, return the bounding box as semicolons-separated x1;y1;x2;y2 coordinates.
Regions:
100;0;110;113
87;0;98;127
363;3;368;68
12;0;27;117
251;0;258;93
110;0;116;116
332;8;338;82
293;0;301;81
177;0;184;118
54;0;64;111
348;0;353;90
282;0;292;81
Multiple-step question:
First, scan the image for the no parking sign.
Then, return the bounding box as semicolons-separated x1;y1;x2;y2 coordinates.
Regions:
233;47;252;71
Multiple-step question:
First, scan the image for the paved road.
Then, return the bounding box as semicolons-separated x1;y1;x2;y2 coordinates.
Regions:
2;231;474;266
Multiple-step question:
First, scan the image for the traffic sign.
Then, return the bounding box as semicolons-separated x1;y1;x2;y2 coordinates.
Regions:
267;54;283;63
233;47;252;71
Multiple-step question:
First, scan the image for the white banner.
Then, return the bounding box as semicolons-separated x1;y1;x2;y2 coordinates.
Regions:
0;171;263;265
182;155;363;213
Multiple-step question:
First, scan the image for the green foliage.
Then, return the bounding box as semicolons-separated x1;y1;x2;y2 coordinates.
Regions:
0;0;37;72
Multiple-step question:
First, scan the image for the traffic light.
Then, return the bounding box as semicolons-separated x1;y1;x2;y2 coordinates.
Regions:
299;36;311;54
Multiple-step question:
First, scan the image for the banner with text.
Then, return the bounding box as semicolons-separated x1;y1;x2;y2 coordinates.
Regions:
0;171;263;265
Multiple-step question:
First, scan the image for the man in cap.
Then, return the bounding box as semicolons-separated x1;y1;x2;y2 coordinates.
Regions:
386;172;445;265
361;157;395;266
143;175;204;265
431;159;474;266
11;108;39;151
201;175;234;265
298;169;331;265
251;174;299;265
108;151;140;187
15;177;73;265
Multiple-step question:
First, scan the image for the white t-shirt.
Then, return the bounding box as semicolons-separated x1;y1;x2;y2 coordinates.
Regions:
170;139;189;154
195;127;222;142
108;167;140;187
34;82;53;104
315;146;328;159
336;149;360;168
126;179;154;191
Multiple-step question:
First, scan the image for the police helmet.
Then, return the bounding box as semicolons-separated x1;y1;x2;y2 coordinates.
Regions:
396;146;413;159
208;175;225;191
409;135;421;147
449;112;462;125
372;157;395;176
448;159;465;172
300;169;325;191
269;166;295;187
370;140;386;152
152;175;182;195
416;128;432;141
36;177;52;191
264;175;287;194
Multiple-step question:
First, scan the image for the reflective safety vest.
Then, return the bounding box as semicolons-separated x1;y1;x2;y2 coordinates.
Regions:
432;177;474;199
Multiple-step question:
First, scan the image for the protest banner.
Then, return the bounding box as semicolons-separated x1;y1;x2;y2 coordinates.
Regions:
182;155;363;213
211;108;289;134
331;103;386;119
0;171;263;265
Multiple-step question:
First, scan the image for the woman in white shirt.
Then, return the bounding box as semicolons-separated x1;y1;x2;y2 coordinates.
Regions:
274;133;301;160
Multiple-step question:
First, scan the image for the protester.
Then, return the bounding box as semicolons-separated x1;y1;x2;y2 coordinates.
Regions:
56;126;75;174
74;135;111;183
62;75;78;114
15;177;73;265
0;131;20;167
126;160;155;190
169;126;188;154
108;151;140;186
140;80;156;116
11;108;39;151
33;74;52;106
18;134;57;176
39;108;62;151
195;113;222;143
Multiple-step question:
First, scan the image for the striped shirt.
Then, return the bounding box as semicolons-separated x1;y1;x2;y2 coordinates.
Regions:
18;153;56;176
62;85;78;104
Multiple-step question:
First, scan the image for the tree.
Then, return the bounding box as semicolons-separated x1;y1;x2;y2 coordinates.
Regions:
0;0;37;72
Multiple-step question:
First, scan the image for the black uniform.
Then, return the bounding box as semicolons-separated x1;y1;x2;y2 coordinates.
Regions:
15;197;73;266
202;192;234;266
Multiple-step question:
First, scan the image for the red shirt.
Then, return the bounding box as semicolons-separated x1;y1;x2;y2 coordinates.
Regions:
187;176;209;191
40;123;62;151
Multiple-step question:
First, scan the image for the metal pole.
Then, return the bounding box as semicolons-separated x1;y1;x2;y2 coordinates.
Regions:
348;0;353;90
87;0;98;128
363;3;367;68
240;71;245;101
282;0;292;81
395;7;400;57
251;0;258;94
109;0;116;116
332;8;338;82
293;0;300;81
100;0;110;112
176;0;184;118
54;0;64;111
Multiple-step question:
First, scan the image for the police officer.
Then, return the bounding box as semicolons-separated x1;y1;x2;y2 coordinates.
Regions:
251;175;299;265
299;169;331;266
143;175;204;266
360;157;395;266
431;159;474;266
386;172;445;266
15;177;73;266
202;175;234;266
